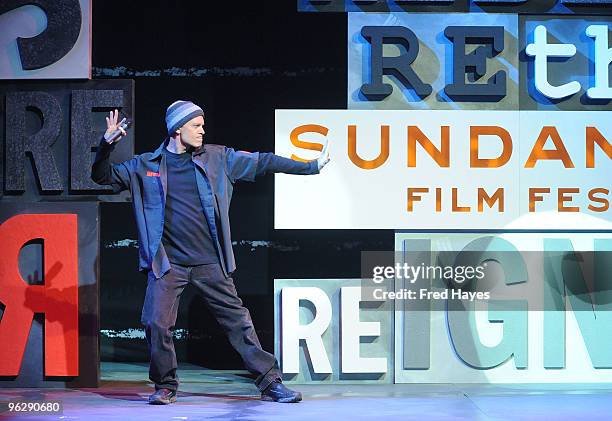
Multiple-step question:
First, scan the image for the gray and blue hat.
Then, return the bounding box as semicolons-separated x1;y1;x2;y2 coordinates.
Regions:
165;100;204;135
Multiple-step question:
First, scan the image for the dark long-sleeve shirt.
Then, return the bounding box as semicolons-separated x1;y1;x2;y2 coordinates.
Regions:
161;148;218;266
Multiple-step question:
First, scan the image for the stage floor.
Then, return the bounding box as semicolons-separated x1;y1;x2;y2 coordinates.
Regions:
1;362;612;420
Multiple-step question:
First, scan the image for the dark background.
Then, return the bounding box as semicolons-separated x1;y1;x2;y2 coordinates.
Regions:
94;0;392;367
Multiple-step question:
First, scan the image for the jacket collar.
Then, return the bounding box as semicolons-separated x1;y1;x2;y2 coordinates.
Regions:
148;138;168;161
148;138;207;160
193;144;206;156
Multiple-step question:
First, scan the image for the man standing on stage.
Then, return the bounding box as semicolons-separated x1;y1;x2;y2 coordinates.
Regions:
92;101;329;405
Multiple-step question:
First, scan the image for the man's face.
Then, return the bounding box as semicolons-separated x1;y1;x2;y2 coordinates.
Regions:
178;115;205;149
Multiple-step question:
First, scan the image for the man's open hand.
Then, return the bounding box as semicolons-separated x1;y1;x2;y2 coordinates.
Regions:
317;140;330;171
104;109;127;144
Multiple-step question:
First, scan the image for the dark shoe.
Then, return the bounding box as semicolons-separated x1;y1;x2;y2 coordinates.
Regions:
148;388;177;405
261;380;302;403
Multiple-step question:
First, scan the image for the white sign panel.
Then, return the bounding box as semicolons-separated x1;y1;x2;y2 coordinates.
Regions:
274;110;612;230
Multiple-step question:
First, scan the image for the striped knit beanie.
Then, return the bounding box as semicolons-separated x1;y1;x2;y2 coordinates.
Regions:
165;100;204;135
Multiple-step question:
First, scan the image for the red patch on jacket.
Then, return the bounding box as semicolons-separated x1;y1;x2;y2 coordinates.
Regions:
146;171;160;177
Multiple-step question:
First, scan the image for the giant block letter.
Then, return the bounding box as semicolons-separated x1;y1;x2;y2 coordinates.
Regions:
444;26;507;101
0;214;79;376
525;25;581;99
70;90;125;191
360;26;432;101
0;0;81;70
5;92;63;192
585;24;612;100
281;287;332;374
447;237;528;369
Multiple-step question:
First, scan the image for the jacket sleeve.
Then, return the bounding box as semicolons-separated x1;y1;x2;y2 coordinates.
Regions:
255;152;319;177
91;137;136;192
225;147;319;183
224;147;259;182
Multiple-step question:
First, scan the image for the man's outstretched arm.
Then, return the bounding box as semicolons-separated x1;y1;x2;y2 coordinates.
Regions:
225;141;330;183
255;153;318;176
91;109;134;192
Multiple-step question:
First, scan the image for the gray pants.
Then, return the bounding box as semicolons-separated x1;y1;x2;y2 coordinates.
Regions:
141;262;281;392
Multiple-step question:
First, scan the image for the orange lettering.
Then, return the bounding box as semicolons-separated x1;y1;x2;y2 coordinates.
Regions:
477;188;505;212
289;124;327;162
525;127;574;168
348;125;390;170
408;126;450;168
558;188;580;212
407;188;429;212
586;127;612;168
588;188;610;212
529;188;550;212
451;188;470;212
470;126;512;168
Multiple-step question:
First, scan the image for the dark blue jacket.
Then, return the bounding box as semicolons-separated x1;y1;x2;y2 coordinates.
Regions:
91;138;319;278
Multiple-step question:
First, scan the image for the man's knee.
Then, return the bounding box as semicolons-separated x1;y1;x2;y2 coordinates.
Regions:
142;317;174;336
